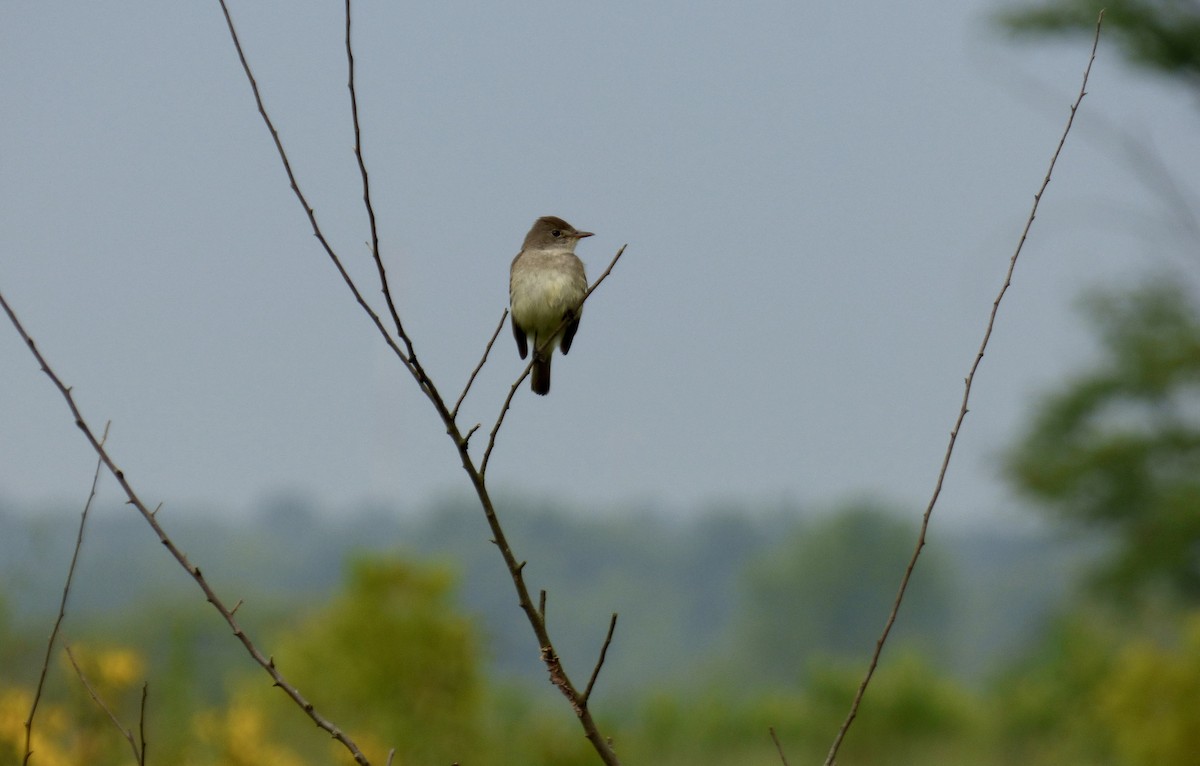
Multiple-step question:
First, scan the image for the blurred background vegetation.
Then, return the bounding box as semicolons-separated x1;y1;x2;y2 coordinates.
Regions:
0;496;1106;765
5;1;1200;763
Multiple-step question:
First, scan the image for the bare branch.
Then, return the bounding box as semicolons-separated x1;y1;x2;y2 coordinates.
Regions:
480;355;535;477
581;244;629;305
24;422;109;766
821;12;1105;765
65;644;142;764
214;0;412;371
138;684;148;766
482;244;628;475
453;308;509;420
769;727;790;766
216;3;629;761
345;0;422;372
463;423;481;445
12;2;629;756
581;613;619;706
455;469;621;764
0;290;373;765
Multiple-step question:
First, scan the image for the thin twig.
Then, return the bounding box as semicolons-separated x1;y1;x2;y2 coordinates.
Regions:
64;644;141;764
481;244;628;475
138;684;148;766
217;2;627;761
215;0;411;370
453;308;509;420
581;244;629;305
456;449;622;764
345;0;422;374
581;613;619;705
821;12;1104;765
23;422;109;766
769;727;790;766
480;356;536;476
0;290;372;766
999;53;1200;249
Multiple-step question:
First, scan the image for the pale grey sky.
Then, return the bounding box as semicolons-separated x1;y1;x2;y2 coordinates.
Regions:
3;2;1197;525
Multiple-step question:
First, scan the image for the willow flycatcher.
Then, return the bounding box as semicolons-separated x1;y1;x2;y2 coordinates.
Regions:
509;216;592;395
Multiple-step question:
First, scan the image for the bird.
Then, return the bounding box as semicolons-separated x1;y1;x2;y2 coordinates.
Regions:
509;216;592;395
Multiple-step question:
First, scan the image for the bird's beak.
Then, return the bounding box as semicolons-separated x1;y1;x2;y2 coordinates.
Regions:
575;231;594;239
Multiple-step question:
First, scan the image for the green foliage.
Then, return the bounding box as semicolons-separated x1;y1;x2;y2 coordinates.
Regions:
213;552;596;766
0;500;1069;699
992;608;1200;766
1096;612;1200;765
1005;282;1200;602
991;611;1123;763
732;503;957;683
12;510;1200;765
621;652;984;766
996;0;1200;87
270;554;486;764
806;652;983;764
1;644;151;766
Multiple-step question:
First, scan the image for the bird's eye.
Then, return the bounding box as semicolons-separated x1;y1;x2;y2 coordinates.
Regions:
551;229;562;237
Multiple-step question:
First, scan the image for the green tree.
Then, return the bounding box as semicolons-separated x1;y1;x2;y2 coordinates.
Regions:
273;554;486;764
993;608;1200;766
183;551;594;766
1097;612;1200;765
992;613;1124;764
997;0;1200;89
623;652;983;766
1004;282;1200;602
732;504;957;684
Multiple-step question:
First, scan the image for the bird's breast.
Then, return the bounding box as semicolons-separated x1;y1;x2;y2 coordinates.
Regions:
510;255;586;333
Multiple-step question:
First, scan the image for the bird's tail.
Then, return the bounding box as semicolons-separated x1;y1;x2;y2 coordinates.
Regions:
531;354;551;396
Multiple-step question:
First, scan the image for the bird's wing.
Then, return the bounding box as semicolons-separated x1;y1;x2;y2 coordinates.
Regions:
511;315;528;359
